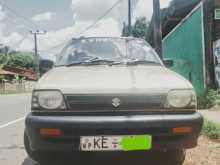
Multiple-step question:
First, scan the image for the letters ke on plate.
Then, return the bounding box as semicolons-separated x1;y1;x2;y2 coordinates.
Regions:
80;135;152;151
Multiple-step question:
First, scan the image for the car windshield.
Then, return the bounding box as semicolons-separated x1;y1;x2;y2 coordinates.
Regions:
55;38;162;66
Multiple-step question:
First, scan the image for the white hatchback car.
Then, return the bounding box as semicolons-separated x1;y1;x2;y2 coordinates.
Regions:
24;37;203;165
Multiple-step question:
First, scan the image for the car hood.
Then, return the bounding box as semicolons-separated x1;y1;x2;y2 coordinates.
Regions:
35;66;193;94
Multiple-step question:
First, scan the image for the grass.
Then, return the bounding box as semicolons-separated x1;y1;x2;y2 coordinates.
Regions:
0;90;31;95
0;91;17;95
0;90;29;95
198;89;220;109
202;120;220;140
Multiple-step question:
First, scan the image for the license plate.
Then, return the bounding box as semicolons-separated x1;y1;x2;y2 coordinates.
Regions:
80;135;152;151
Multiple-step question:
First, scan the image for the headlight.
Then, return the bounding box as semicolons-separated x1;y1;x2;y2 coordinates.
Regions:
167;90;197;109
32;90;66;110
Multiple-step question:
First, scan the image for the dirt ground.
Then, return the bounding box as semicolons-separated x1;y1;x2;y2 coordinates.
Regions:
184;136;220;165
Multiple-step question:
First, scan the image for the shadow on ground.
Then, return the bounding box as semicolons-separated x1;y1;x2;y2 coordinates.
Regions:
21;152;171;165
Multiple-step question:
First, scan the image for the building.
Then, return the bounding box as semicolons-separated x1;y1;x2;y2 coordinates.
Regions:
0;69;16;82
2;66;37;81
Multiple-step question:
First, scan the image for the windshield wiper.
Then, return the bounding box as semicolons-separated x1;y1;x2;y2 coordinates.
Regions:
66;58;122;67
66;60;159;67
86;58;121;65
126;60;160;66
66;61;89;66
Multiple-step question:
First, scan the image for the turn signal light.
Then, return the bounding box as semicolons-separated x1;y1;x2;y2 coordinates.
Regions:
172;127;192;135
40;128;62;137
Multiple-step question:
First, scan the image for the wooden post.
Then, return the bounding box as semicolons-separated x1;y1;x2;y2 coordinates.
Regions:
203;0;215;87
153;0;163;58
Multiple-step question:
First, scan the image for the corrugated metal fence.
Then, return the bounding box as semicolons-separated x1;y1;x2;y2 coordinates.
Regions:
162;4;206;96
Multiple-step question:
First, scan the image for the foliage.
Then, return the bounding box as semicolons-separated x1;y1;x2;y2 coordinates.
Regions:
0;74;16;83
0;75;6;83
0;52;37;70
13;74;26;83
122;17;149;39
198;89;220;109
202;120;220;139
0;90;17;95
0;46;37;83
0;54;6;64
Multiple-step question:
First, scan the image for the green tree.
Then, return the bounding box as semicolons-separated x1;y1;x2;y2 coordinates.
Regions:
0;48;37;71
122;17;149;39
0;75;6;83
13;74;26;84
0;46;37;83
0;54;7;66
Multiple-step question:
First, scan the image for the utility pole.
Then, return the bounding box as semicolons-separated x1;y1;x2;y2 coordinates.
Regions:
128;0;132;36
153;0;163;58
30;30;46;79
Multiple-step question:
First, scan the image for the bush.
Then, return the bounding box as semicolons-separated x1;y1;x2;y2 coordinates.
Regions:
198;89;220;109
202;120;220;139
0;52;37;71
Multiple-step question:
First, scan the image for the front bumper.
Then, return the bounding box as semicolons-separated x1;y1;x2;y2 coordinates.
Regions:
25;112;203;152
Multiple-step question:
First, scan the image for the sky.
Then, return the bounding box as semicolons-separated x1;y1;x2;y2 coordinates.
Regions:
0;0;171;59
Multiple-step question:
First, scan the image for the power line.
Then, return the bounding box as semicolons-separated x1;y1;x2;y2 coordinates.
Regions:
10;36;30;48
77;0;122;36
3;12;32;31
72;5;81;15
0;0;40;29
40;0;123;53
0;35;32;53
39;41;68;53
38;50;58;54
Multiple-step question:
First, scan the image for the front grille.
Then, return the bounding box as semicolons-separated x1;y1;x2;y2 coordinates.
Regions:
65;94;166;111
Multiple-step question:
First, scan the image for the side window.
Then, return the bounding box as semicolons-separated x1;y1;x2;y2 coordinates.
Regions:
128;41;158;62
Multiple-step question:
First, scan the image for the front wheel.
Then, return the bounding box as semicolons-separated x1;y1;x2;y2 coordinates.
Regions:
162;149;186;165
24;132;55;164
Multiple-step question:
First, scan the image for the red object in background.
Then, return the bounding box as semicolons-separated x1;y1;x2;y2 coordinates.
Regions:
0;69;16;75
2;66;37;81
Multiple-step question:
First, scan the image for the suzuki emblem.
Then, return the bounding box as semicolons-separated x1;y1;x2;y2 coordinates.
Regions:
112;98;121;107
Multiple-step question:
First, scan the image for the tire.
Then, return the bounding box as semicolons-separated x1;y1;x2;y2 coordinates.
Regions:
163;149;186;165
24;132;55;164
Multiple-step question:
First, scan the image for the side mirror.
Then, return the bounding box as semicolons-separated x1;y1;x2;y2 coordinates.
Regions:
163;59;174;68
39;59;54;75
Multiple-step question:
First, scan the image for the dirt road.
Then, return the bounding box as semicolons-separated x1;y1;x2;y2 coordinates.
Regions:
184;136;220;165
